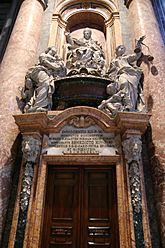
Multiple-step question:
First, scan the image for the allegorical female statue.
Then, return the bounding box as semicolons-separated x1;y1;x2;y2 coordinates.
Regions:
99;36;146;116
20;47;66;112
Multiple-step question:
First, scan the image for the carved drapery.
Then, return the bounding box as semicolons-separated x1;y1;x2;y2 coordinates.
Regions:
122;135;145;247
15;136;41;247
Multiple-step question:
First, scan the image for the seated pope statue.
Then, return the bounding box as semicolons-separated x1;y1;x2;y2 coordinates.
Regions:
65;28;105;74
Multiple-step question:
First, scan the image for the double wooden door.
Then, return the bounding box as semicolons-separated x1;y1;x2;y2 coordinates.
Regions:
42;166;119;248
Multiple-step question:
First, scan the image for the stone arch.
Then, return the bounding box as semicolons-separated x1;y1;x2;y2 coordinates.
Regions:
48;106;117;133
48;0;122;62
55;0;118;17
65;11;106;34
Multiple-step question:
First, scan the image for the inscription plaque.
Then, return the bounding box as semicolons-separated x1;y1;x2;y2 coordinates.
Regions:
42;125;118;155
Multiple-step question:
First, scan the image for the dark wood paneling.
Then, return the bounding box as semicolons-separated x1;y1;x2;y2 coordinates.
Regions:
42;166;119;248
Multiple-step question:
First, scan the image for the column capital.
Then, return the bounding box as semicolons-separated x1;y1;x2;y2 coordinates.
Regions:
22;135;41;163
124;0;133;8
122;135;142;163
38;0;48;10
22;0;48;10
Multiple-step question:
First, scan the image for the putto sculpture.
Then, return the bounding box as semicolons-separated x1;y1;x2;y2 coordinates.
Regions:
98;36;146;116
65;28;106;75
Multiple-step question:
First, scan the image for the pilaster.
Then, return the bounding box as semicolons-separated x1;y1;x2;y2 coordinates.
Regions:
124;0;133;8
9;109;151;247
0;0;47;241
127;0;165;246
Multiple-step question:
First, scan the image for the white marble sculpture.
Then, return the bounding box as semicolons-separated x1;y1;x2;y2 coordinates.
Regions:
39;46;66;77
21;47;66;113
23;66;55;112
99;36;146;116
65;28;105;75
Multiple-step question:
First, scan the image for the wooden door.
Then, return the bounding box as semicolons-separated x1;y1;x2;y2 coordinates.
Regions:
42;166;119;248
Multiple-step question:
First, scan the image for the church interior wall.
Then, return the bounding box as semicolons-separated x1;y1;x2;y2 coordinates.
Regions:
0;0;165;247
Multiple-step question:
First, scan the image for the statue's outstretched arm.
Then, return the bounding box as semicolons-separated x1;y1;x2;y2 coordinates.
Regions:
65;31;74;46
127;36;146;63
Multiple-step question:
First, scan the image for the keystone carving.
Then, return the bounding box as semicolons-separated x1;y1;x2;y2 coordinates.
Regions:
69;115;95;128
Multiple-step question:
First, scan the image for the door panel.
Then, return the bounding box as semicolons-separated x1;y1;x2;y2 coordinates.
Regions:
42;166;118;248
42;168;79;248
83;169;117;248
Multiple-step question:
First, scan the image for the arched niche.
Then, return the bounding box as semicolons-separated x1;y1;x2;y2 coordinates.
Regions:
66;11;105;33
48;0;122;64
65;11;107;63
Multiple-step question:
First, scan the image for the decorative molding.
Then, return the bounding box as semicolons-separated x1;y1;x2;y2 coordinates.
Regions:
68;115;95;128
22;135;41;163
15;135;41;247
38;0;48;10
122;136;142;165
20;136;41;211
124;0;133;8
128;160;141;212
122;135;145;247
20;162;34;212
122;135;142;213
14;108;151;135
12;109;151;247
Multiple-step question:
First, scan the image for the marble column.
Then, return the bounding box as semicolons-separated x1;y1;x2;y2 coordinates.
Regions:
0;0;46;242
128;0;165;246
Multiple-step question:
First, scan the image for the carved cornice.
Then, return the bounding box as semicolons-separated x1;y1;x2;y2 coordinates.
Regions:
124;0;133;8
115;112;151;136
14;107;150;135
52;14;67;28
